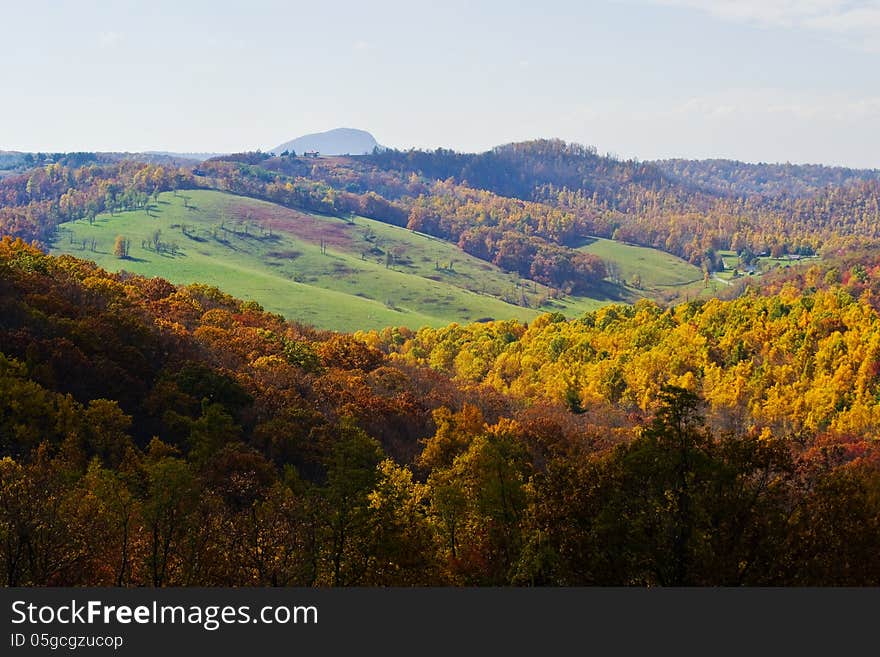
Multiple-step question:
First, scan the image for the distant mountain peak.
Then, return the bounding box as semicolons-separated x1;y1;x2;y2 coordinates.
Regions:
271;128;380;156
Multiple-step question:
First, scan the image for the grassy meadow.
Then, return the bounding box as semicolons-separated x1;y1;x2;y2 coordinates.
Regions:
52;190;608;331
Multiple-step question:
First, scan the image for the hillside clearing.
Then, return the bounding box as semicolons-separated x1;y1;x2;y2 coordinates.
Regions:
52;190;610;330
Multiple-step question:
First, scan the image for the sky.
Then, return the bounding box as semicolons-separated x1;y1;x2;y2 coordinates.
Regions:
2;0;880;167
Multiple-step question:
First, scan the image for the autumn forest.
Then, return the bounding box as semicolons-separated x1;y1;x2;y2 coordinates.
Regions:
1;143;880;586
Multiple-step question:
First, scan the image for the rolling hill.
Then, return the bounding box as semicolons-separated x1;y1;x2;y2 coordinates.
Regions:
11;143;843;335
575;236;703;289
654;158;880;197
51;190;608;331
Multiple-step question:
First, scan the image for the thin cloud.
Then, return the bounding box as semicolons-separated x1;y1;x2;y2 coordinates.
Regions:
98;31;124;48
568;89;880;124
558;89;880;166
651;0;880;51
663;89;880;121
652;1;847;27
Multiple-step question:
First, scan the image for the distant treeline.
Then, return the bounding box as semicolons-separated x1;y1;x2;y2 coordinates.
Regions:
0;162;196;244
356;140;880;266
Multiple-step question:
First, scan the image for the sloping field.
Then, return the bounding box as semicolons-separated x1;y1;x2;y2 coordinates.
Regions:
576;236;704;290
52;190;606;330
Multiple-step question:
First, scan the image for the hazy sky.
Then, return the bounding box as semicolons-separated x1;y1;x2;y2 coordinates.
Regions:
2;0;880;166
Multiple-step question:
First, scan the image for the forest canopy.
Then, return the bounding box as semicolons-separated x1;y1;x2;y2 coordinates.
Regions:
0;239;878;586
